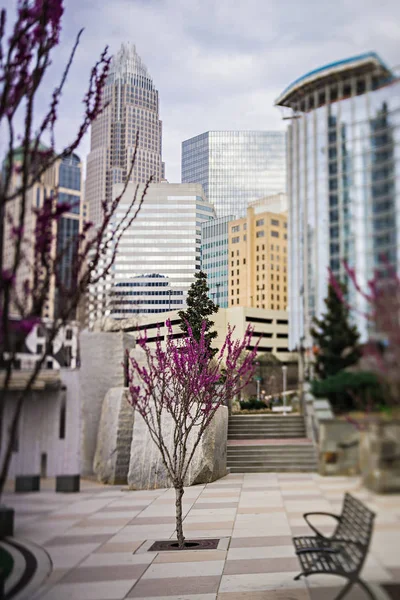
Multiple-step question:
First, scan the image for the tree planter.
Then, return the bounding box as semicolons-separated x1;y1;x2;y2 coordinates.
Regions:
148;539;220;552
360;420;400;493
15;475;40;493
56;475;80;493
0;505;14;539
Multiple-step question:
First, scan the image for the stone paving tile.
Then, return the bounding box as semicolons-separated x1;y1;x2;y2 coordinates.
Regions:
224;557;300;575
194;502;238;509
218;590;310;600
129;517;177;525
59;563;149;583
308;584;387;600
219;572;303;593
95;540;144;553
81;551;155;567
46;533;113;546
127;575;221;597
41;579;138;600
229;536;293;548
45;543;103;569
227;545;295;560
143;560;225;579
154;550;227;564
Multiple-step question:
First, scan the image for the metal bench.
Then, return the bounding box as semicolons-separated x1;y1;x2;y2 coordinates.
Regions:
292;492;376;600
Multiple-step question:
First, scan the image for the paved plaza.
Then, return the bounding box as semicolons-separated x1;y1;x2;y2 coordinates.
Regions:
3;473;400;599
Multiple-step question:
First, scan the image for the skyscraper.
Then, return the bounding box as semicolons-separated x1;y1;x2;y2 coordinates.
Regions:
181;131;286;218
89;182;215;323
276;52;400;349
85;43;163;226
3;150;83;320
201;215;233;308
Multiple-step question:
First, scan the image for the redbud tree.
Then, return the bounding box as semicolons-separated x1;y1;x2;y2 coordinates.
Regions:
0;0;149;498
126;320;258;548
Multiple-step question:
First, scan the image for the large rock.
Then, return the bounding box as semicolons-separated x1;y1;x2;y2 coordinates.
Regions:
79;331;135;475
127;403;228;490
93;387;134;485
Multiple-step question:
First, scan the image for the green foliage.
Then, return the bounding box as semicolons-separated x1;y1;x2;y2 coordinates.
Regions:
311;282;361;379
311;370;386;413
240;398;267;411
178;271;219;355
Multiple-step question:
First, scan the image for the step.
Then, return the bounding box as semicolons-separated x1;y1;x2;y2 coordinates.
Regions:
228;434;306;439
228;466;317;473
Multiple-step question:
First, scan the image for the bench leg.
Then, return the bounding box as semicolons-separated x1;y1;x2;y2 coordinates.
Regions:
333;580;354;600
355;578;377;600
294;572;304;581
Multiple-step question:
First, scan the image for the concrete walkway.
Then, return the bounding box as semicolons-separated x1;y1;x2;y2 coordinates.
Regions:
3;473;400;600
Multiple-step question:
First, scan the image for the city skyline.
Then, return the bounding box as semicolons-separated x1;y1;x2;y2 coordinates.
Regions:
40;1;399;183
182;130;286;218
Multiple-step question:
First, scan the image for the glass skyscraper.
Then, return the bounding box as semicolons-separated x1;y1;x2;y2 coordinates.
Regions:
86;43;163;227
276;52;400;349
181;131;286;219
201;215;233;308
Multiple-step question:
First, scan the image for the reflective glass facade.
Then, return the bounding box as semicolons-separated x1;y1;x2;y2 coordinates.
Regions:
182;131;286;219
201;215;233;308
276;53;400;348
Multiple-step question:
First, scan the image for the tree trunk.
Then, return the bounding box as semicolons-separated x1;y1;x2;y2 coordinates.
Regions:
175;483;185;548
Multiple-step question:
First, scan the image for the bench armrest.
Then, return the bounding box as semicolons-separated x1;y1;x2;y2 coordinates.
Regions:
296;546;340;555
303;512;340;539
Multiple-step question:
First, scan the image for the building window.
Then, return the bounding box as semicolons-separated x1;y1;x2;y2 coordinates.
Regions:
271;219;279;226
243;234;247;241
232;225;240;233
243;258;246;265
256;219;264;226
271;231;279;238
232;236;240;243
256;231;265;238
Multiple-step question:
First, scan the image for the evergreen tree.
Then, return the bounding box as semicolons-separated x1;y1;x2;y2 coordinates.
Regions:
178;271;219;354
310;282;361;380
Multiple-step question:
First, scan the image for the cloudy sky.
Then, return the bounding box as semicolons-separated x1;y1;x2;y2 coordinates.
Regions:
11;0;400;182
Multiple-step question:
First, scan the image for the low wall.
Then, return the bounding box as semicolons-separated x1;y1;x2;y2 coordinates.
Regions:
127;403;228;490
318;419;361;476
360;420;400;493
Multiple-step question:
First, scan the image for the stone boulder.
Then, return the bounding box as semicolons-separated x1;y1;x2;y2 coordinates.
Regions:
127;403;228;490
93;387;134;485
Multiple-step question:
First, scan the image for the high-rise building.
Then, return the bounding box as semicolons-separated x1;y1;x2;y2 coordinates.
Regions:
3;150;83;320
181;131;286;218
228;197;288;311
276;52;400;349
89;183;215;323
201;215;233;308
85;43;163;227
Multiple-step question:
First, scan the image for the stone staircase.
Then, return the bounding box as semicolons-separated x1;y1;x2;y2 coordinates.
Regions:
227;414;318;473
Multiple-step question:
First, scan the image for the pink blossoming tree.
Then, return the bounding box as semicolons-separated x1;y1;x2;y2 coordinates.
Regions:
0;0;149;498
126;320;258;548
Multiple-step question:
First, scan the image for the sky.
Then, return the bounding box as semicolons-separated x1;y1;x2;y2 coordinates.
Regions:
6;0;400;182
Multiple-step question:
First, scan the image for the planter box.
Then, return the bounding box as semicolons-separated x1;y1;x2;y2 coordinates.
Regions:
318;420;360;476
15;475;40;492
0;505;14;538
56;475;80;493
360;420;400;493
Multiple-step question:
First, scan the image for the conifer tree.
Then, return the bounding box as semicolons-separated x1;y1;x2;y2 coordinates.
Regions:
311;282;361;379
178;271;218;354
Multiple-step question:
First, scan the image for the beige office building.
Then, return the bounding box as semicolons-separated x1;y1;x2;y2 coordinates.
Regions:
129;306;295;363
228;199;288;311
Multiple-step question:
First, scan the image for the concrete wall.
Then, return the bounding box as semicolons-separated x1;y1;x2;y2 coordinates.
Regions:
79;331;135;475
318;420;361;476
1;370;80;478
360;421;400;493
